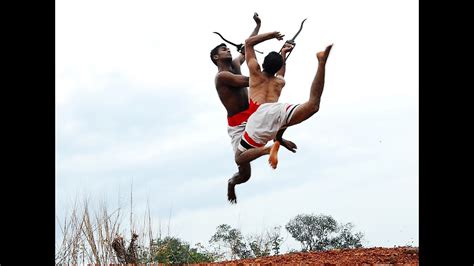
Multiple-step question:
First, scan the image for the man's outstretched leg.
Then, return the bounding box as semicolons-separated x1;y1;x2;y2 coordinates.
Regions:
227;162;251;204
229;145;271;204
287;44;333;127
235;145;271;166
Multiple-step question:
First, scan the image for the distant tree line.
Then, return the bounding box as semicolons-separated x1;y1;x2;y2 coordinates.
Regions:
55;199;364;265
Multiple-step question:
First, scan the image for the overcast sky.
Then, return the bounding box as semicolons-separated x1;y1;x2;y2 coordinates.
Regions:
56;0;418;251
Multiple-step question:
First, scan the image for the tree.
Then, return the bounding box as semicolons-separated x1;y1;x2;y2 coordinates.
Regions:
150;236;215;263
247;234;271;258
267;226;284;255
286;214;337;251
209;224;251;260
286;214;364;251
244;226;284;258
330;223;364;249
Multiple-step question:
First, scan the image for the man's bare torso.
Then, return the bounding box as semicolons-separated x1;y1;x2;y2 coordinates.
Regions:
249;73;285;105
215;70;249;117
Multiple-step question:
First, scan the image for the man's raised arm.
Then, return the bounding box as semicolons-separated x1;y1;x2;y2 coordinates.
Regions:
232;12;262;70
276;42;294;78
244;31;285;73
249;12;262;38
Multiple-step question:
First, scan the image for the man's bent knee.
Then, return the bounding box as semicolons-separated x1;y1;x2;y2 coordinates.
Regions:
238;163;251;183
234;150;243;165
310;104;320;114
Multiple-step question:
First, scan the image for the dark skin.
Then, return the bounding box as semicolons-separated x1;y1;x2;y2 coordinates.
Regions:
212;13;297;204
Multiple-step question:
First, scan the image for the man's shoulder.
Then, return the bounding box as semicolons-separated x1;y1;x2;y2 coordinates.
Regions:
275;74;285;80
272;75;285;85
247;57;260;70
215;71;231;84
216;72;242;91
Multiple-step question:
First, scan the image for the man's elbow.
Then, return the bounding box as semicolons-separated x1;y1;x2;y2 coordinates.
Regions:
245;38;254;47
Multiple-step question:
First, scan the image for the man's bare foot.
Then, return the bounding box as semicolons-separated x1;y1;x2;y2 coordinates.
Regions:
317;44;333;63
268;141;281;169
227;179;237;204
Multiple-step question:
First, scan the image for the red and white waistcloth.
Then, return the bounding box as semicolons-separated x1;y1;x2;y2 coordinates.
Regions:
226;100;261;152
238;102;300;152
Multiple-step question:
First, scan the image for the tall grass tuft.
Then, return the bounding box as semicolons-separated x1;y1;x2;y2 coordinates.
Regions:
55;189;157;265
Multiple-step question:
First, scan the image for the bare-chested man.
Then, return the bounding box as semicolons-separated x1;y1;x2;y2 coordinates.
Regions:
235;31;333;169
210;13;297;204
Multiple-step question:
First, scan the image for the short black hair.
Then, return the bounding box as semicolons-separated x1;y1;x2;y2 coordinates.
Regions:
262;51;284;75
210;43;227;66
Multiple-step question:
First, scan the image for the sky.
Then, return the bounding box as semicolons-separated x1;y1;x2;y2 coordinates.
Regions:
56;0;418;252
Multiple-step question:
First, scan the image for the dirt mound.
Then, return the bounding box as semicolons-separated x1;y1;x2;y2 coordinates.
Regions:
206;247;419;265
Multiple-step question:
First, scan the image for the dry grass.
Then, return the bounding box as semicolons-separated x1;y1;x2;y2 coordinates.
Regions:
55;189;158;265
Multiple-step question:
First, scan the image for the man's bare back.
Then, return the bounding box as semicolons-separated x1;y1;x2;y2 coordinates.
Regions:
245;32;293;105
248;72;285;105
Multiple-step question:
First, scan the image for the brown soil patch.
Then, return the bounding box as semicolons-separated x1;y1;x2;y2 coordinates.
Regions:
204;247;419;265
